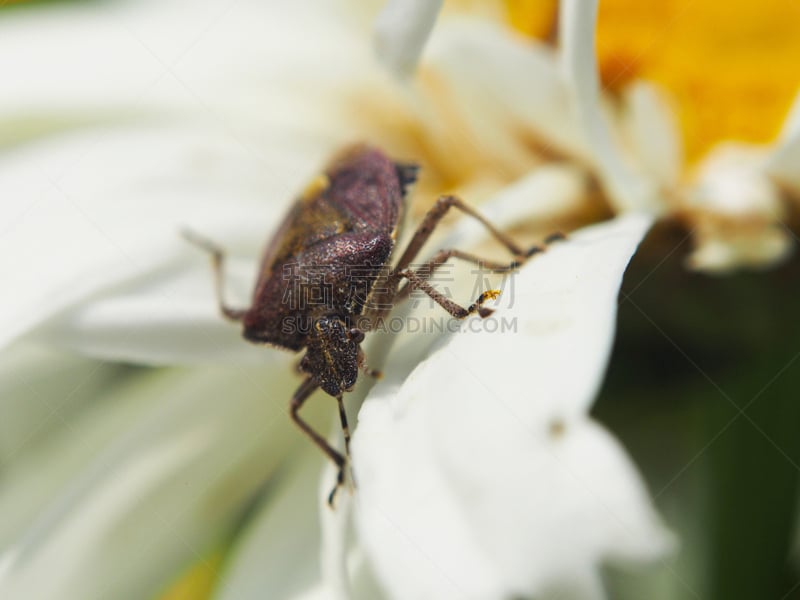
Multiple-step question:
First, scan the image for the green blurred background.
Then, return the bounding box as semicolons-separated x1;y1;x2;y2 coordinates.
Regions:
598;222;800;599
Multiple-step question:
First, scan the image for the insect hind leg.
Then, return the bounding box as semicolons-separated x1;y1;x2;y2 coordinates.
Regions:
182;228;248;321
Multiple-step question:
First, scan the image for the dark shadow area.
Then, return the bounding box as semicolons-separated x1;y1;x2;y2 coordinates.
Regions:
595;222;800;600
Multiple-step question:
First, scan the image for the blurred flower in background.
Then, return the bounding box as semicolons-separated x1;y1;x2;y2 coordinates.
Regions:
0;0;798;599
593;0;800;271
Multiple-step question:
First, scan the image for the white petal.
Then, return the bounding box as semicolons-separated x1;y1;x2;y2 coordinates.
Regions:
538;570;605;600
0;123;327;356
424;18;586;163
618;82;683;188
450;214;653;422
374;0;444;78
215;442;390;600
0;344;111;467
688;144;783;217
0;346;157;551
213;448;327;600
32;260;270;365
354;394;505;600
353;215;670;600
684;144;793;271
0;1;171;124
320;462;354;600
433;421;675;589
559;0;662;213
0;362;307;599
0;0;362;126
765;90;800;192
0;0;369;361
444;164;591;247
686;228;792;273
777;89;800;142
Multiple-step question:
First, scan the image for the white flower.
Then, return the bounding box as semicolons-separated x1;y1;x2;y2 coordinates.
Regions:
0;1;678;599
350;214;672;600
559;0;800;272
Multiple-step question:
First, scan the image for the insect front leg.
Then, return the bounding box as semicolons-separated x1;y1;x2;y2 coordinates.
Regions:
397;269;500;319
290;377;348;507
357;346;382;379
393;248;520;305
182;229;248;321
379;195;564;312
336;395;351;459
391;194;529;276
384;233;564;318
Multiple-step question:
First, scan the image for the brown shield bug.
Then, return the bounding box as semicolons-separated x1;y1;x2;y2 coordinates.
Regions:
185;144;561;505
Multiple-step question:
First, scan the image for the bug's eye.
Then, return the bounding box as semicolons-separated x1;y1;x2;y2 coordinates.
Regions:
348;328;365;344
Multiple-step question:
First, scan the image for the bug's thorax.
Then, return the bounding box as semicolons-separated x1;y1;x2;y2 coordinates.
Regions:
239;145;418;354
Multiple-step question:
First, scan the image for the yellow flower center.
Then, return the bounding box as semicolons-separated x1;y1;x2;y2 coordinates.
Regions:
504;0;559;39
509;0;800;164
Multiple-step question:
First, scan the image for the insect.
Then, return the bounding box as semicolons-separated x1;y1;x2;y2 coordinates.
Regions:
185;144;561;505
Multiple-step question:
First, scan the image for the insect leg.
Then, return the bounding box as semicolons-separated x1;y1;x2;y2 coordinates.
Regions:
357;347;382;379
290;377;347;507
392;195;530;276
182;229;247;321
336;395;351;457
394;248;520;304
398;269;500;319
380;196;564;311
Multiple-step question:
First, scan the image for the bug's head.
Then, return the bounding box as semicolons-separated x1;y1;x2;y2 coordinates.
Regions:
301;316;364;397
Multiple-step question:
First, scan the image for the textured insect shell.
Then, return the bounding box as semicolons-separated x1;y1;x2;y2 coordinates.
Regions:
241;145;407;350
301;315;363;396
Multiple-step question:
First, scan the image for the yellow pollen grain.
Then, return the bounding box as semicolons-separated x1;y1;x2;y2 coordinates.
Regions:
483;289;501;301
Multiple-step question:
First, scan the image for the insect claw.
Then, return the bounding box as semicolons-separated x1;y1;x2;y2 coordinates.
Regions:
361;364;383;378
327;465;347;508
524;232;565;258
